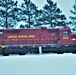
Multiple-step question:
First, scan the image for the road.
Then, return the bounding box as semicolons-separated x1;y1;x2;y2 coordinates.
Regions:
0;53;76;75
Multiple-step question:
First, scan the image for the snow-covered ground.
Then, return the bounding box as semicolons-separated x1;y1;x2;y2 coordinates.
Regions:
0;53;76;75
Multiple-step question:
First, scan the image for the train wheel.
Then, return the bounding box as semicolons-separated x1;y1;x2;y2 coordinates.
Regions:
72;52;76;54
57;51;64;54
19;52;26;55
72;50;76;54
2;53;9;56
30;50;35;54
2;50;9;56
60;52;64;54
57;48;64;54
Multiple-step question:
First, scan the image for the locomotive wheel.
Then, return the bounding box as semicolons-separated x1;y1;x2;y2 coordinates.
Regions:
2;49;9;56
72;50;76;54
30;50;35;54
19;53;25;55
60;52;64;54
57;48;64;54
2;53;9;56
19;49;27;55
19;52;26;55
57;52;63;54
57;51;64;54
72;52;76;54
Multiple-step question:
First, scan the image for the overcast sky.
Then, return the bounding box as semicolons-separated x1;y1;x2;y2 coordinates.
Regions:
17;0;75;21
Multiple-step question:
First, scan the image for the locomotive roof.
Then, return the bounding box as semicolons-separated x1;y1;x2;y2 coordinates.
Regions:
0;27;70;31
59;27;70;31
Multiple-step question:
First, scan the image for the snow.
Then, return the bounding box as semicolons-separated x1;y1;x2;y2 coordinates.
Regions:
0;54;76;74
0;7;5;10
37;24;50;28
16;21;26;28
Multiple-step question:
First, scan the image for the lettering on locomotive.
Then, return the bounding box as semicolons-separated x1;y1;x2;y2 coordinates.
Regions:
63;36;68;39
8;35;35;39
8;36;17;39
28;35;35;38
18;35;27;38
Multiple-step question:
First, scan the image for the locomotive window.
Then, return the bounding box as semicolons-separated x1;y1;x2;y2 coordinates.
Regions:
63;31;68;36
0;32;3;34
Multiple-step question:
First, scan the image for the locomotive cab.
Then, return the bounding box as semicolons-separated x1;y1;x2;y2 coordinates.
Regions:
57;27;76;53
58;27;71;44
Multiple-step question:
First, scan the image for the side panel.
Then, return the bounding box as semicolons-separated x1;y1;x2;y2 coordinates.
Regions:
0;28;60;45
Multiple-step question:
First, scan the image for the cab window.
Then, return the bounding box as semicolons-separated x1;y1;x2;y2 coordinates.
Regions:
0;32;3;34
63;31;68;36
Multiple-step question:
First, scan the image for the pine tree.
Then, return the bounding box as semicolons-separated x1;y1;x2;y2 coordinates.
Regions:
34;9;43;27
40;0;66;27
19;0;38;28
69;0;76;33
0;0;19;28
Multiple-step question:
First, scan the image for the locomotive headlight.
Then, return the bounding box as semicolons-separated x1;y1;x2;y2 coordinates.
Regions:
20;46;23;48
32;46;36;48
51;44;54;47
43;45;46;47
65;45;68;46
2;46;5;48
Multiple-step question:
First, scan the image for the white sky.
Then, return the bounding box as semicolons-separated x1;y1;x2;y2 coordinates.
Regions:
17;0;75;21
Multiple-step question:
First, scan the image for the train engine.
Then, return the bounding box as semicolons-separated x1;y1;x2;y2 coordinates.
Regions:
0;27;76;56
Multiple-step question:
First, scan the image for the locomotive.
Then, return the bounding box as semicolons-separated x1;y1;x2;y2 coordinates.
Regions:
0;26;76;56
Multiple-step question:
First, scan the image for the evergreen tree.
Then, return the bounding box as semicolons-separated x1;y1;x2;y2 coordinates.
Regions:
0;0;19;28
69;0;76;33
19;0;38;28
40;0;66;27
34;9;43;27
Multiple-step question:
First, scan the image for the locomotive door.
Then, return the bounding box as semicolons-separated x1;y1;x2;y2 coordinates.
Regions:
51;33;56;44
46;29;59;44
50;30;59;44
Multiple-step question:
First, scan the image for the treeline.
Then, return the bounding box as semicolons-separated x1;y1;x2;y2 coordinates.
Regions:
0;0;76;33
69;0;76;33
